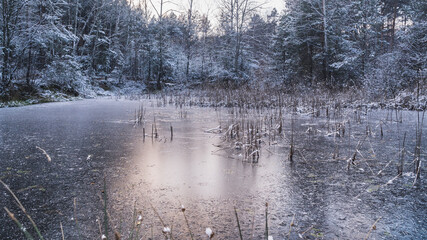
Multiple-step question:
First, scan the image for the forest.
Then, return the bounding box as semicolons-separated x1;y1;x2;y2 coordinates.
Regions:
0;0;426;102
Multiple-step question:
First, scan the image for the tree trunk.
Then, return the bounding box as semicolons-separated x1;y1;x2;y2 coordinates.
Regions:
391;3;397;51
73;0;79;54
2;0;11;88
26;48;32;86
322;0;329;84
157;0;164;90
185;0;194;81
234;0;239;74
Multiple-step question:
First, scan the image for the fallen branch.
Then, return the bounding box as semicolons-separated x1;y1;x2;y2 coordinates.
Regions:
36;146;51;162
205;125;222;133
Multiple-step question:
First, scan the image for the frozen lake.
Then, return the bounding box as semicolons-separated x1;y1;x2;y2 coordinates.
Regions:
0;98;426;239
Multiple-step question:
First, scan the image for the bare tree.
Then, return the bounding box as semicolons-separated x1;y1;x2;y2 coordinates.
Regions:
149;0;175;89
184;0;194;80
199;13;211;77
219;0;263;75
1;0;24;90
322;0;329;83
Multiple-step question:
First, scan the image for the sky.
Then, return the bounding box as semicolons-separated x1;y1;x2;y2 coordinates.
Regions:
185;0;285;16
132;0;285;25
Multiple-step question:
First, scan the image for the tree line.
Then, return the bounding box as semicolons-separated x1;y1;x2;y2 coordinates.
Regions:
0;0;425;100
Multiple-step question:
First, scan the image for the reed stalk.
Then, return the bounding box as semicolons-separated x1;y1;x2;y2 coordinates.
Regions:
4;207;34;240
0;179;44;239
264;203;268;240
234;207;243;240
364;217;382;240
103;177;110;240
180;206;194;240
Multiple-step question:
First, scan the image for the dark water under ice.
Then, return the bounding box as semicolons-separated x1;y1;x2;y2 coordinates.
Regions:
0;98;426;239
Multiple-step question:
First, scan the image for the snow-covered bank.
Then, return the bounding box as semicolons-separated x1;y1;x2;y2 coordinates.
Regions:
0;78;147;108
1;79;426;112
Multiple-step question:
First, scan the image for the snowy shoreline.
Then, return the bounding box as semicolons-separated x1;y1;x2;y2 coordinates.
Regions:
1;86;425;112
